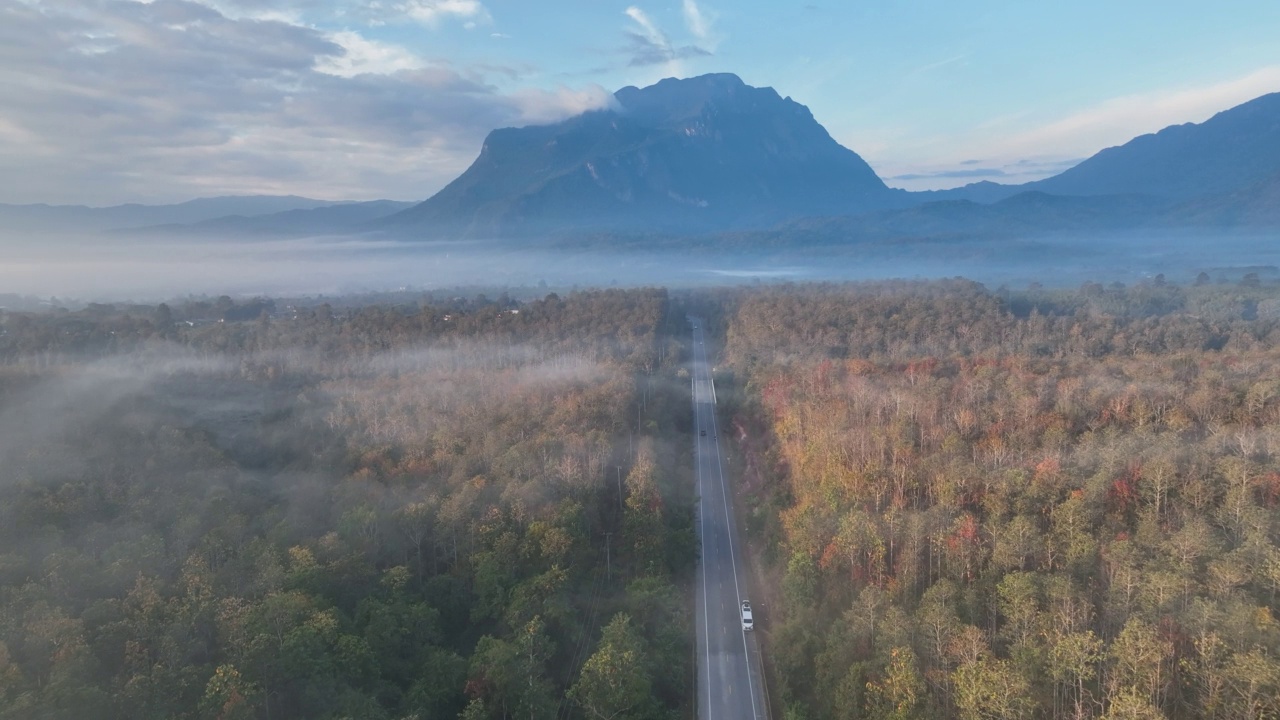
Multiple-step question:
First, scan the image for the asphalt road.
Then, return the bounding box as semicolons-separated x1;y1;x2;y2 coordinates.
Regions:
690;318;767;720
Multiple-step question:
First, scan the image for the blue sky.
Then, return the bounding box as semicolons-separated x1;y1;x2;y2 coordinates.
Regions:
2;0;1280;204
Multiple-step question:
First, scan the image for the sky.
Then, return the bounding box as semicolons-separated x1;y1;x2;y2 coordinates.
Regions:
2;0;1280;205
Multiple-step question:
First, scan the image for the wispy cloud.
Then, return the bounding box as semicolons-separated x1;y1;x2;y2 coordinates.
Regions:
867;66;1280;192
395;0;490;27
623;5;710;68
0;0;608;204
907;54;966;77
682;0;711;42
509;84;618;125
315;31;425;77
888;168;1007;181
998;66;1280;158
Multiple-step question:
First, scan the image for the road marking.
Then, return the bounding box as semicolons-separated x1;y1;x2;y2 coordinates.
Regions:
694;324;713;720
707;346;761;720
693;321;761;720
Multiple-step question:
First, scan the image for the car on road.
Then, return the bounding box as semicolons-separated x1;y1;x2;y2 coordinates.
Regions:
741;601;753;631
700;430;706;436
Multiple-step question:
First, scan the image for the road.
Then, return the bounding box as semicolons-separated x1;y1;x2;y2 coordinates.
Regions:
690;318;767;720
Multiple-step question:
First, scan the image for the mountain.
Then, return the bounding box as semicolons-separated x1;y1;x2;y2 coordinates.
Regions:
934;92;1280;204
123;200;414;237
716;191;1172;247
0;195;342;234
1032;92;1280;199
389;73;908;237
1161;171;1280;227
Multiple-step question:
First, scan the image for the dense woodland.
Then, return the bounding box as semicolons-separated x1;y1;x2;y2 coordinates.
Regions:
721;278;1280;720
0;289;694;720
9;275;1280;720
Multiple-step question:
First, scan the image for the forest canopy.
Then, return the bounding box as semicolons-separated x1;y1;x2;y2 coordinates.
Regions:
721;278;1280;720
0;289;694;720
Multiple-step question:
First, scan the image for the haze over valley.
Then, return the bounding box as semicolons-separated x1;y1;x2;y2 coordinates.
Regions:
5;3;1280;720
5;72;1280;302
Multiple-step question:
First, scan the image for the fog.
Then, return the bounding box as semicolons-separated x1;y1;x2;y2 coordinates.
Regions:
2;228;1279;303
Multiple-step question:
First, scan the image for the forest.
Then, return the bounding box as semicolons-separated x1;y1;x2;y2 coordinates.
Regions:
9;274;1280;720
0;289;695;720
718;277;1280;720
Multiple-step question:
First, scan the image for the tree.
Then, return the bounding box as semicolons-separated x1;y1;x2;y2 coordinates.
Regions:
199;665;258;720
1100;687;1165;720
1107;618;1172;712
568;614;657;720
465;618;555;720
1222;649;1280;720
1048;630;1103;720
951;657;1033;720
866;646;928;720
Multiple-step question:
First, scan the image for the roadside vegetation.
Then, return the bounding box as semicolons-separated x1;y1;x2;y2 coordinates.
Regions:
0;289;694;720
722;277;1280;720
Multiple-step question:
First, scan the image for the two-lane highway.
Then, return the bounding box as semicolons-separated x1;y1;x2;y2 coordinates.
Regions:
690;318;767;720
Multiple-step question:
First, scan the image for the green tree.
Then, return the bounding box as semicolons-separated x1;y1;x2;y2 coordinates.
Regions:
568;613;656;720
199;664;258;720
866;646;928;720
952;657;1033;720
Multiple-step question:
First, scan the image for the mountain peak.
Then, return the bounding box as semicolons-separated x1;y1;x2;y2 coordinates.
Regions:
612;73;798;128
615;72;746;99
391;73;900;237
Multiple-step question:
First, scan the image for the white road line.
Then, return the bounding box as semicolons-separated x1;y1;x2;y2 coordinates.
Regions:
707;342;760;720
694;326;713;720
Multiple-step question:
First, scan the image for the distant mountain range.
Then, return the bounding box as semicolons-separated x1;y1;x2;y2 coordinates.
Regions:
381;73;1280;240
933;91;1280;204
0;196;412;236
5;74;1279;244
120;200;414;237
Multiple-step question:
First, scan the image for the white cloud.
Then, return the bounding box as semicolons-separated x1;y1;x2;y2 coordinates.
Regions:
625;7;667;53
862;66;1280;191
681;0;709;40
397;0;489;27
0;0;598;204
998;66;1280;159
509;84;618;125
681;0;719;49
623;5;710;69
315;31;424;77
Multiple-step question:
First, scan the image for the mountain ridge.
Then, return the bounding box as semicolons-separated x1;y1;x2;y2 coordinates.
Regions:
7;75;1280;243
930;91;1280;204
388;73;909;237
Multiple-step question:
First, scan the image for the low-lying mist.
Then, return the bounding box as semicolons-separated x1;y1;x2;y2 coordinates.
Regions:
3;227;1279;303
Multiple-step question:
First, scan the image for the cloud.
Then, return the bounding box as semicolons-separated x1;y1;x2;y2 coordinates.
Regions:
623;6;710;67
681;0;711;41
907;54;966;77
0;0;603;204
315;31;425;77
395;0;489;26
1012;157;1084;171
877;157;1087;190
625;7;666;52
996;65;1280;159
866;66;1280;192
509;85;618;125
888;168;1008;181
